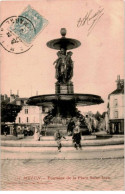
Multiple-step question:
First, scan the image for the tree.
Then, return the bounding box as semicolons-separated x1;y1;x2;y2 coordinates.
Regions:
1;102;22;123
94;111;102;121
102;111;107;119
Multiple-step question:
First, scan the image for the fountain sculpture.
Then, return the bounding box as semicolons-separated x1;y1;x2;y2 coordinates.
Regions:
27;28;104;125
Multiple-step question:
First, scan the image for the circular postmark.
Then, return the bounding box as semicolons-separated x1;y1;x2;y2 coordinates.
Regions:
0;16;35;54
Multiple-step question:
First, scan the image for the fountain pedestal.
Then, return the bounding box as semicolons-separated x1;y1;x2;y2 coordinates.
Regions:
55;81;74;94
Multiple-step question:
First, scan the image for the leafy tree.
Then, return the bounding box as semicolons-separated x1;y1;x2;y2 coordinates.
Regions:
102;111;107;119
1;102;22;123
94;111;102;121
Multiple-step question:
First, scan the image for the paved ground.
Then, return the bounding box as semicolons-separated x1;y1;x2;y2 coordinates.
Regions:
1;145;124;160
1;158;124;191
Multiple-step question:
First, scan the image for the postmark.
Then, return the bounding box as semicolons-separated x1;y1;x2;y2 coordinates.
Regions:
0;6;48;54
0;16;33;54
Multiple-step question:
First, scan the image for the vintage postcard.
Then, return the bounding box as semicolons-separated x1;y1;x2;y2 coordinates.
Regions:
0;0;124;191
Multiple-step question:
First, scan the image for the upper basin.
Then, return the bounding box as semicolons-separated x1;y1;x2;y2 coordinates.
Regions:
27;93;104;106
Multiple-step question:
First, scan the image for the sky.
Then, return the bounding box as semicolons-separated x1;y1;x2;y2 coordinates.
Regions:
0;0;124;114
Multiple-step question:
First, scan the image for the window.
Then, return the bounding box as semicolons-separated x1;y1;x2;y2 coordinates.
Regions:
19;117;21;123
25;109;28;114
27;117;29;123
114;99;118;107
114;111;118;118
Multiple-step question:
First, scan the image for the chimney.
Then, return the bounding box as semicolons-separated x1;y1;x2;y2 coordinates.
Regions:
17;90;19;97
4;94;7;100
36;91;38;95
10;90;12;96
116;75;121;89
10;94;15;103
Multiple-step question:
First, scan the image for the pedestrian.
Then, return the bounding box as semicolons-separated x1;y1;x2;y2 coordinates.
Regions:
34;126;41;141
72;124;82;150
17;126;21;134
85;115;92;134
4;126;7;136
54;129;68;152
26;126;30;136
13;125;17;137
67;118;75;136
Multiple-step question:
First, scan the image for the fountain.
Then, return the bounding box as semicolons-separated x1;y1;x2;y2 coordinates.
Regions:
27;28;104;130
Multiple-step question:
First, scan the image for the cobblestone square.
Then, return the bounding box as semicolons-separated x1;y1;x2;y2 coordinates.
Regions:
1;158;124;191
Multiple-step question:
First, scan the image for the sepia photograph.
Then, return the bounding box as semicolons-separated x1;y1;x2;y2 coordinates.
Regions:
0;0;124;191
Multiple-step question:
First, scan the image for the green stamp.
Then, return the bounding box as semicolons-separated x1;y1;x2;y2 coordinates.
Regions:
10;5;48;44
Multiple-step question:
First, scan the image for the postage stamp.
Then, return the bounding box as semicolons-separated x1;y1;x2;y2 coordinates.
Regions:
0;5;48;53
10;5;48;44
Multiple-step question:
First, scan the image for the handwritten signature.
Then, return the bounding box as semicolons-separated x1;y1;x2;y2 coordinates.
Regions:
77;7;104;35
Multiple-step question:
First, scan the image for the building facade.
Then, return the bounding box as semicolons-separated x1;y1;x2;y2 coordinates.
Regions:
15;105;48;131
1;91;51;134
108;75;124;134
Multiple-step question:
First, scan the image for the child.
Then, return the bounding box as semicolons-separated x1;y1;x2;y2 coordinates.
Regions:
54;129;68;152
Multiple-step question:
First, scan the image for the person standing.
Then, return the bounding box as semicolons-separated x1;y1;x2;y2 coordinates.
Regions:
85;115;92;134
72;124;82;150
67;118;75;136
13;125;17;137
34;126;41;141
4;126;8;136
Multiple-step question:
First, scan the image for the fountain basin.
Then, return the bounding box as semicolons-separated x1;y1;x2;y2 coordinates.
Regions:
27;93;104;106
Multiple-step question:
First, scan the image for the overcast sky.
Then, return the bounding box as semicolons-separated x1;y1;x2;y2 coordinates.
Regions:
1;0;124;113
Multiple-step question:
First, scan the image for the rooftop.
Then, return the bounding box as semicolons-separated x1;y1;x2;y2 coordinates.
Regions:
108;76;124;98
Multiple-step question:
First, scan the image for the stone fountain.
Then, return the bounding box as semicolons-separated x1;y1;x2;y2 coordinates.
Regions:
27;28;104;128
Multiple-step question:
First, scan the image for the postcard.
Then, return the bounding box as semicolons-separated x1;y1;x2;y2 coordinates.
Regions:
0;0;124;191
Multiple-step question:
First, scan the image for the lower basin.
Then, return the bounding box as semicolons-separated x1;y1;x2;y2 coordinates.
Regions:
96;134;113;139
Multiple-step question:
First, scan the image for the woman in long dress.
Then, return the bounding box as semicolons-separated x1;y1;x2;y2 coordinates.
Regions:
34;126;40;141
